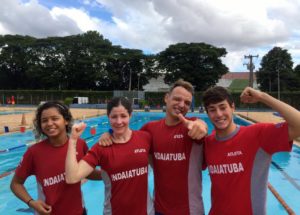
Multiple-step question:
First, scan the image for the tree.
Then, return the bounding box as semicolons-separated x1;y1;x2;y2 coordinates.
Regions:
294;64;300;78
24;37;66;89
59;31;113;90
291;64;300;90
0;32;159;90
256;47;299;91
102;47;158;90
157;43;228;91
0;35;36;89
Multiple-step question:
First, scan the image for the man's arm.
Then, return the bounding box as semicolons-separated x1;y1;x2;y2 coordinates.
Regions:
241;87;300;140
99;123;150;146
178;114;208;140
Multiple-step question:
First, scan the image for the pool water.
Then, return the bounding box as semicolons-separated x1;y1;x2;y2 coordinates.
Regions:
0;112;299;214
0;111;32;116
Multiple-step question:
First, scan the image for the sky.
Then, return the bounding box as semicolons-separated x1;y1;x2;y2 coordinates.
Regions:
1;0;300;72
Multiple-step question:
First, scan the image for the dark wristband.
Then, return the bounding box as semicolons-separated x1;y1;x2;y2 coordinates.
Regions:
27;198;33;206
108;128;113;135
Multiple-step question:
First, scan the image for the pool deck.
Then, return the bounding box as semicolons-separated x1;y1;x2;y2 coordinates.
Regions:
0;107;299;147
0;107;106;134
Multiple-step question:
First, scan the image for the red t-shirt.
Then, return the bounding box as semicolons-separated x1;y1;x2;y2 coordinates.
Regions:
15;138;88;215
204;122;292;215
82;130;154;215
142;118;204;215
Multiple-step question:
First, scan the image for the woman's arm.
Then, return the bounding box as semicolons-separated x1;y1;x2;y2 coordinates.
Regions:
65;123;94;184
10;175;52;214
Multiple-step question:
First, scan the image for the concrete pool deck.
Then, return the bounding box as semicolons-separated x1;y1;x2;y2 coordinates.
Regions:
0;107;106;134
0;106;299;147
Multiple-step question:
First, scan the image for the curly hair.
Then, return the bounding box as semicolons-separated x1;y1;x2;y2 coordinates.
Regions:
33;101;73;140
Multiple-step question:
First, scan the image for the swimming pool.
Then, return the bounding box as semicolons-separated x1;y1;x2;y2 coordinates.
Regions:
0;110;32;116
0;112;299;214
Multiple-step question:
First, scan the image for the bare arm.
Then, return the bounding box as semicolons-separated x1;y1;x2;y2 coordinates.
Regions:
10;175;52;214
98;132;113;146
65;123;95;184
178;114;208;140
241;87;300;140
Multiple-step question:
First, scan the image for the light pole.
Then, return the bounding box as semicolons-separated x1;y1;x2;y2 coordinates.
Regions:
276;58;281;100
128;67;132;91
137;73;140;92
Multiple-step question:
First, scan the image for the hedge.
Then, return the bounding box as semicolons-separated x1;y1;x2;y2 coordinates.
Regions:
1;90;299;110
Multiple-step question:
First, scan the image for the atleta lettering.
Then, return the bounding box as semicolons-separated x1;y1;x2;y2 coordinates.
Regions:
227;150;243;157
154;152;186;161
43;173;65;187
208;162;244;174
111;166;148;182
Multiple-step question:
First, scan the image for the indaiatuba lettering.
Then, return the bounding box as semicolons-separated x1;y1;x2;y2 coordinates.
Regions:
154;152;186;161
43;173;65;187
208;162;244;175
111;166;148;182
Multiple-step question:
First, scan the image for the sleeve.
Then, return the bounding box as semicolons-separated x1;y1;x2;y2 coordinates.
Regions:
81;144;102;168
143;131;152;153
76;138;89;161
139;126;153;153
81;139;89;155
15;148;34;180
140;122;149;132
194;137;205;145
257;122;292;154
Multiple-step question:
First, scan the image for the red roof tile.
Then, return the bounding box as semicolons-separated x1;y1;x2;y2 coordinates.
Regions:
221;72;256;80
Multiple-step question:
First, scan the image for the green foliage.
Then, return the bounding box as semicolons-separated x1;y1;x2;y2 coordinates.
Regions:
295;64;300;77
0;32;158;91
157;42;229;91
257;47;300;91
1;89;299;110
229;91;300;110
229;79;249;91
145;92;166;106
0;90;113;105
64;97;73;106
138;99;149;108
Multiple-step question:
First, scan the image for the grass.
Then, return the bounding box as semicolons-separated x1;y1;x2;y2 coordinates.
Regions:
229;79;249;91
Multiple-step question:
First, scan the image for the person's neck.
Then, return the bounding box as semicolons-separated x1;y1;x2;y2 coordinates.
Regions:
215;122;237;139
113;128;132;144
165;114;180;126
48;135;68;147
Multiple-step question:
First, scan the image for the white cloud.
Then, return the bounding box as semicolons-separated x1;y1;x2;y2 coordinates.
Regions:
0;0;82;37
94;0;297;71
0;0;300;71
50;7;100;32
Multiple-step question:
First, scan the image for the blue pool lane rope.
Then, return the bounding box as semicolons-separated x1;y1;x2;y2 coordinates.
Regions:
0;142;34;153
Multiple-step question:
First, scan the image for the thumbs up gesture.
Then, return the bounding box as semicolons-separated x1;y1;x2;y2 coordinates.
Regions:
178;114;208;140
